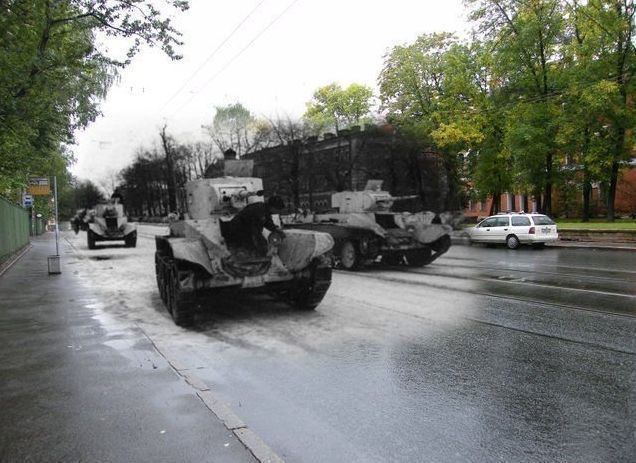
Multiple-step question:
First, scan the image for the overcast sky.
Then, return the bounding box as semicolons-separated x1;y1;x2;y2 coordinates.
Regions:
71;0;470;186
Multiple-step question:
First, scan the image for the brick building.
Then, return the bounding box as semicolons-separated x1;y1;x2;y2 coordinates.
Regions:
464;160;636;220
244;126;457;213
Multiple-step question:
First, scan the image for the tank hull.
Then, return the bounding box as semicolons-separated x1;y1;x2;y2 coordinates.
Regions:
285;212;452;269
155;213;334;326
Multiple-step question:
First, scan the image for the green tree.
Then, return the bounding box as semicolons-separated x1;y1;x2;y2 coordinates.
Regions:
0;0;189;191
426;41;512;213
379;33;468;208
57;177;105;218
564;0;635;220
466;0;567;215
304;83;374;133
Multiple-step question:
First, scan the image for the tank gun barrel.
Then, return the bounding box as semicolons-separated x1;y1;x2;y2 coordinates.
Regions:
236;189;256;199
390;194;419;201
222;189;261;202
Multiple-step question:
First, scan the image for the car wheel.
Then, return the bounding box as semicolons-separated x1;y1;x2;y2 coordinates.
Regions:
506;235;520;250
125;231;137;248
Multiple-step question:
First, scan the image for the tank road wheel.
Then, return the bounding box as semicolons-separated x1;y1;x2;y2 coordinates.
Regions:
404;248;433;267
125;231;137;248
291;259;333;311
166;260;196;327
383;253;404;265
431;235;451;254
506;235;520;250
339;240;361;270
155;252;168;303
87;229;96;249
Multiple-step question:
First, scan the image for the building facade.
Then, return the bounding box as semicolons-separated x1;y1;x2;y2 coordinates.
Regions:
244;126;456;213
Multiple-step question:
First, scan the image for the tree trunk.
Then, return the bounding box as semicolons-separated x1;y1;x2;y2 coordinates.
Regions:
489;192;500;215
533;190;542;213
160;126;178;214
308;147;314;208
522;194;528;213
544;152;553;215
290;144;300;209
409;150;425;209
607;160;620;222
582;169;591;222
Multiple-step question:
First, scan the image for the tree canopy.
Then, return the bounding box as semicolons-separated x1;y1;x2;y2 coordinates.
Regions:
378;1;634;218
0;0;189;192
304;83;374;133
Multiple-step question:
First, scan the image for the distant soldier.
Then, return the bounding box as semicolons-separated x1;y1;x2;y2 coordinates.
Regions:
111;189;124;206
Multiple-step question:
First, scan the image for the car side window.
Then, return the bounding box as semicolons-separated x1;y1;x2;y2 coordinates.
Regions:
511;216;531;226
531;215;555;225
495;217;510;227
479;218;496;227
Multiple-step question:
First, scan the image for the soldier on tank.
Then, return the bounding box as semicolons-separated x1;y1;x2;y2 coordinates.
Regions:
224;195;286;254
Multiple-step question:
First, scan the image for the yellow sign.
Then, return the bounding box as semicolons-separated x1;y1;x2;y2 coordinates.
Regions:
28;177;50;195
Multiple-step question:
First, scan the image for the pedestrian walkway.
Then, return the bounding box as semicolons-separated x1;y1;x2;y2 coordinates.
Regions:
0;234;258;463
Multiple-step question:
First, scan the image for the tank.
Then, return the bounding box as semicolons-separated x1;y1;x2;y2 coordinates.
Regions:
285;180;454;270
154;161;335;327
84;201;137;249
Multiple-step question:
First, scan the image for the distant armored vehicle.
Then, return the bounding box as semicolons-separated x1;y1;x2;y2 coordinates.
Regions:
154;161;335;327
85;201;137;249
285;180;453;270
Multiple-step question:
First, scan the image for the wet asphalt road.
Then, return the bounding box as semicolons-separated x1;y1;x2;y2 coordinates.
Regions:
18;227;636;461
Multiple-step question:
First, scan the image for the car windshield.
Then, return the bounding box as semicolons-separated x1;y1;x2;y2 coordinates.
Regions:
532;215;555;225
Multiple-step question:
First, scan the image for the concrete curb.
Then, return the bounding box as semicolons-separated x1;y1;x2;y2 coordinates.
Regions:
0;244;32;278
141;332;286;463
450;232;636;251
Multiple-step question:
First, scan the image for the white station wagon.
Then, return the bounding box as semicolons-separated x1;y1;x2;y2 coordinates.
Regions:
468;213;559;249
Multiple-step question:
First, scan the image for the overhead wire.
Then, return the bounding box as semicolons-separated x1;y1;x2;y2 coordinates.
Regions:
168;0;302;118
159;0;268;114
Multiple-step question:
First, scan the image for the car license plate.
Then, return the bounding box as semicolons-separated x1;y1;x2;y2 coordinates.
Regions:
541;227;551;234
242;276;264;288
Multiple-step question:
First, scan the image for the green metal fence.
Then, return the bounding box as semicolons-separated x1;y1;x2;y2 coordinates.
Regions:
0;196;29;261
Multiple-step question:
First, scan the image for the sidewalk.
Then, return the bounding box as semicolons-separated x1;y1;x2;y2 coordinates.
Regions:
0;234;261;463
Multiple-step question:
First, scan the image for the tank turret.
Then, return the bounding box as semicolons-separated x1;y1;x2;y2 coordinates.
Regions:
330;182;419;213
154;161;334;327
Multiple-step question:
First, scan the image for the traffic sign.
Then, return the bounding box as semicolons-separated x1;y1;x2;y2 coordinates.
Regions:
23;194;33;207
28;177;50;195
